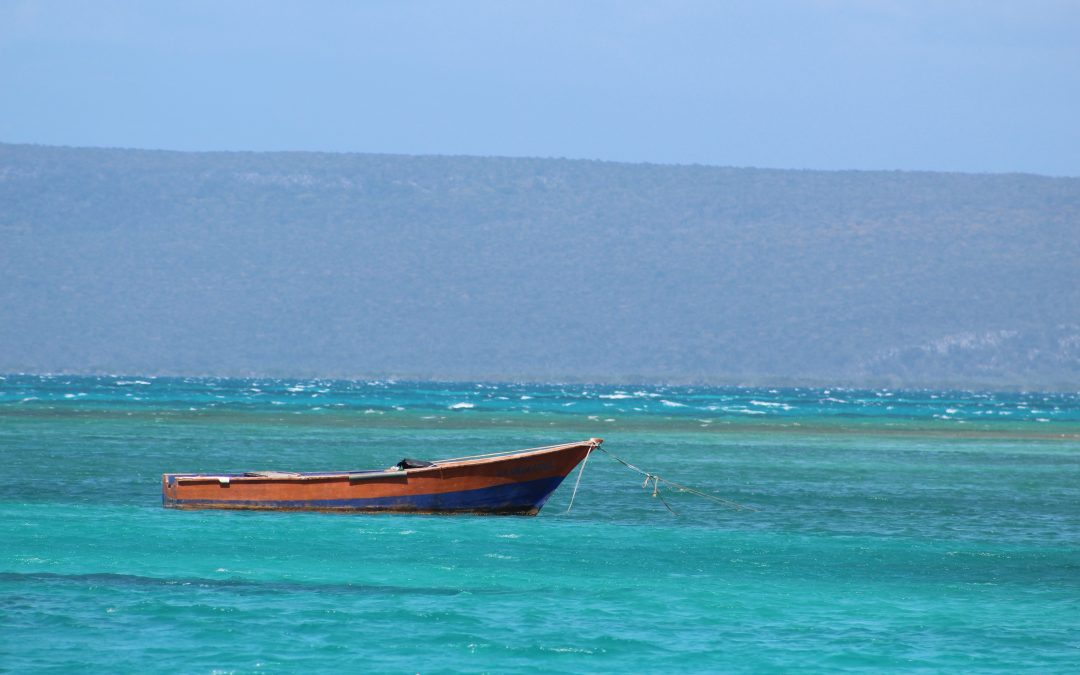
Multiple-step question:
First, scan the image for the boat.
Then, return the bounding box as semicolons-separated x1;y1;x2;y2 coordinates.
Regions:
162;438;601;515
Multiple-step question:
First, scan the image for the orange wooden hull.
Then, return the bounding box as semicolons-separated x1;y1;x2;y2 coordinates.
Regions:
163;439;600;515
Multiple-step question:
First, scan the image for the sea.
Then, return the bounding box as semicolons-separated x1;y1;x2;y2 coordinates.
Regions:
2;375;1078;672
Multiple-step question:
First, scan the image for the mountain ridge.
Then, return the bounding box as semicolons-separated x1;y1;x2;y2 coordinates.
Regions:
2;142;1078;388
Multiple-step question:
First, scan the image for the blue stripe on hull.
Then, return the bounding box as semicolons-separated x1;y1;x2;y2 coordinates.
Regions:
164;476;567;515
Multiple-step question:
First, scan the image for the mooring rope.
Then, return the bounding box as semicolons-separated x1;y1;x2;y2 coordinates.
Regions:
597;447;757;513
564;446;593;513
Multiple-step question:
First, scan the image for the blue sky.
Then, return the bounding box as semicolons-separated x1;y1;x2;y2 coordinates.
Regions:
2;0;1078;175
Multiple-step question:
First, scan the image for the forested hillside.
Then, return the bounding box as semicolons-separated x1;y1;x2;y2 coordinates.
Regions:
2;143;1078;387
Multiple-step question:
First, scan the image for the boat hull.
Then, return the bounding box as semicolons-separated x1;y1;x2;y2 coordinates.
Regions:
162;440;598;515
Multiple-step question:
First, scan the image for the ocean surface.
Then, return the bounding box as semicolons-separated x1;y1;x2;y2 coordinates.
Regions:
2;375;1078;672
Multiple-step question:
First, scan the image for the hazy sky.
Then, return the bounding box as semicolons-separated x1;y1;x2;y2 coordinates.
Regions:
2;0;1078;175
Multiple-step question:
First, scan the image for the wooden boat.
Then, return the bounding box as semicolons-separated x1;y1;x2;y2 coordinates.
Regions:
162;438;601;515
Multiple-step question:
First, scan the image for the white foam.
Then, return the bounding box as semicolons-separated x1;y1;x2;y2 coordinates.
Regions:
660;399;686;407
449;402;474;410
750;400;792;410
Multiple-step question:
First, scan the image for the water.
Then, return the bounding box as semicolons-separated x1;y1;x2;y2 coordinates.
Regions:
2;376;1078;672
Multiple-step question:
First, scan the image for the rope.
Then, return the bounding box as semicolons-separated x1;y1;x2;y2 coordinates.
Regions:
564;446;593;513
597;447;757;513
654;481;679;516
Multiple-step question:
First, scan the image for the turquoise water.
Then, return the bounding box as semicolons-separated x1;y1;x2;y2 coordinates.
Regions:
2;376;1078;672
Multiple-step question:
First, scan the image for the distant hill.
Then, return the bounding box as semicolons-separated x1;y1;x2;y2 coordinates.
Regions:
2;142;1078;388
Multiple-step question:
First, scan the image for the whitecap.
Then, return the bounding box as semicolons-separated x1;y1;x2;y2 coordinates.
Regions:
660;399;686;407
449;402;474;410
542;646;594;655
750;400;792;410
722;406;765;415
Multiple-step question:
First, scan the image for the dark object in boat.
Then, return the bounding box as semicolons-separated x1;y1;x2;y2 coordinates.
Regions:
395;458;435;470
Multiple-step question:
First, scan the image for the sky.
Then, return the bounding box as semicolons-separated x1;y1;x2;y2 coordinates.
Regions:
1;0;1078;175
